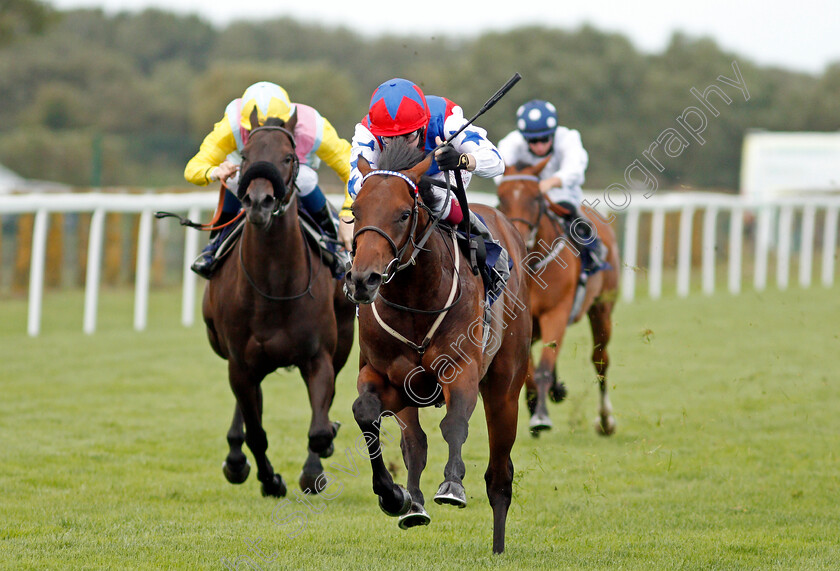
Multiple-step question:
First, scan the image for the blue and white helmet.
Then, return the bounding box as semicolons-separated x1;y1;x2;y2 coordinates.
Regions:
516;100;557;140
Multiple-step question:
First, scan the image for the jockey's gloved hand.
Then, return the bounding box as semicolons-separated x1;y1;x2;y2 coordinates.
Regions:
435;145;469;171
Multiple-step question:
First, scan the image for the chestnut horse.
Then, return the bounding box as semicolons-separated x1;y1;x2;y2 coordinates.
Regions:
343;141;532;554
497;159;619;436
202;107;355;497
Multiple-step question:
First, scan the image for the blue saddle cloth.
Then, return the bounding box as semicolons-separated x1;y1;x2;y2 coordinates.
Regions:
455;213;513;306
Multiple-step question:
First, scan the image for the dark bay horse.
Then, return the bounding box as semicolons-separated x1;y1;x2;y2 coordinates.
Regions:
497;159;619;436
343;141;532;554
202;107;356;497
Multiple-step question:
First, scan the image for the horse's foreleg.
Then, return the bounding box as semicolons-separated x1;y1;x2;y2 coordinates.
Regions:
222;403;250;484
353;367;411;517
300;349;338;457
530;304;572;434
588;301;616;435
229;364;286;497
299;349;339;493
434;380;479;509
396;407;430;529
480;363;523;555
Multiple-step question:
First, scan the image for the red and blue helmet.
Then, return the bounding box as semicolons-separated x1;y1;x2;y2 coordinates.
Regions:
516;100;557;140
367;78;431;137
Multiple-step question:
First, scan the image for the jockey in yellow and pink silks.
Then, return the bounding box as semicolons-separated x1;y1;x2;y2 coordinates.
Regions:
184;81;352;279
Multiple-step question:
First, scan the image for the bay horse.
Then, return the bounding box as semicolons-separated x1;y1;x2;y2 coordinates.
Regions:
202;106;356;497
343;140;532;554
496;159;619;436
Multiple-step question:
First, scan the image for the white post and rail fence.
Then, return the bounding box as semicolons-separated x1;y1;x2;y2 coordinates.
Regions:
1;189;837;337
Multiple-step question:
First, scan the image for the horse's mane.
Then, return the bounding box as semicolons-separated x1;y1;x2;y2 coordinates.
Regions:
263;116;285;128
378;140;426;171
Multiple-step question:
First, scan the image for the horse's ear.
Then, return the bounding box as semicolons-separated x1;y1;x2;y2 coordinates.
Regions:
249;106;261;130
285;106;298;132
503;163;516;175
531;156;552;177
408;154;433;182
357;155;372;177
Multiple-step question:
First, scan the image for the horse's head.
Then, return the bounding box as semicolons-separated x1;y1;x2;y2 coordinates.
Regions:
344;141;432;304
236;106;299;229
496;156;551;246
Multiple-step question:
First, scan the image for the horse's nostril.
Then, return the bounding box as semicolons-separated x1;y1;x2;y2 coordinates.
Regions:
241;195;252;207
261;195;275;209
366;273;382;287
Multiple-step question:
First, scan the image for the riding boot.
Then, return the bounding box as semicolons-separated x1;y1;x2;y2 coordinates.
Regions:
310;202;352;278
468;211;511;305
190;211;238;279
556;201;607;275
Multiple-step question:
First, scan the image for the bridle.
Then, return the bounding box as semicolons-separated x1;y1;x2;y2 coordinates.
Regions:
236;125;300;217
498;174;546;249
236;123;318;301
351;169;464;354
351;170;431;285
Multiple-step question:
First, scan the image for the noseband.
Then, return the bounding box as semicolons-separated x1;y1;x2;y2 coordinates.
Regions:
237;125;300;216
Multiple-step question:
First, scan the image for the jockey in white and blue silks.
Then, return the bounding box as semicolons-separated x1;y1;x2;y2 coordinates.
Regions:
495;99;606;273
339;78;509;302
184;81;352;279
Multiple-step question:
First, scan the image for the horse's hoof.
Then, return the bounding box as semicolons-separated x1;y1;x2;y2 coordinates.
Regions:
398;503;431;529
595;415;617;436
222;459;250;484
320;421;342;459
378;485;412;517
434;481;467;508
529;413;553;435
260;474;287;498
299;469;321;493
549;382;567;402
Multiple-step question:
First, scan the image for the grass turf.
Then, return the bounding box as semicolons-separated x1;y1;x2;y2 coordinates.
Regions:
1;284;838;569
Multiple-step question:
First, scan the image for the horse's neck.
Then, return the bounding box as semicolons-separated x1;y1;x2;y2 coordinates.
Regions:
241;210;307;285
537;207;565;248
381;229;451;309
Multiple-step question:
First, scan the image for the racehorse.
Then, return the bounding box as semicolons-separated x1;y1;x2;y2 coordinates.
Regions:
201;107;356;497
496;159;619;436
343;140;532;554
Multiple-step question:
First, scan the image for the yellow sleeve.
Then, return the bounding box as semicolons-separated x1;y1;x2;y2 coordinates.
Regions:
184;117;238;186
314;117;354;218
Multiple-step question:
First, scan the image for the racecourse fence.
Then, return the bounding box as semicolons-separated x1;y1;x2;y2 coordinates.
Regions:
1;189;838;337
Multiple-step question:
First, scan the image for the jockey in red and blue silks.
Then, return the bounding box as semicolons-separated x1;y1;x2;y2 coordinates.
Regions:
339;78;504;250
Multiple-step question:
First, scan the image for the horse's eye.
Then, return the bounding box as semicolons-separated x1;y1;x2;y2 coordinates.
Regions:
399;210;411;222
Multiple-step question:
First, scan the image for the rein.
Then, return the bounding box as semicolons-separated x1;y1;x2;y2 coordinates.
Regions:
354;169;465;354
352;169;443;284
236;121;320;301
237;226;319;301
371;232;461;355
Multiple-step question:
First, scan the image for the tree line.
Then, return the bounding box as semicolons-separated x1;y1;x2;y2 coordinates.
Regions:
1;6;838;192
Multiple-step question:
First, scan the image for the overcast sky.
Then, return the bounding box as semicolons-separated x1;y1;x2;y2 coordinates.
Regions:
48;0;840;74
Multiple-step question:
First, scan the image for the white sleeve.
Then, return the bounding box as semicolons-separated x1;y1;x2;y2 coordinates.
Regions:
551;128;588;189
348;123;380;200
494;130;529;185
443;107;504;179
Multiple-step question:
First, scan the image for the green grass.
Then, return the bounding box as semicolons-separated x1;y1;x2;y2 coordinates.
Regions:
1;285;838;569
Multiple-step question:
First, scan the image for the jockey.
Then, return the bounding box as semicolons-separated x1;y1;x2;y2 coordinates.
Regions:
341;78;509;302
495;99;606;273
184;81;352;279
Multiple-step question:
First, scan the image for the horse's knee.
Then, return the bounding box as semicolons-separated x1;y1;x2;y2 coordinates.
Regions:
352;391;382;426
